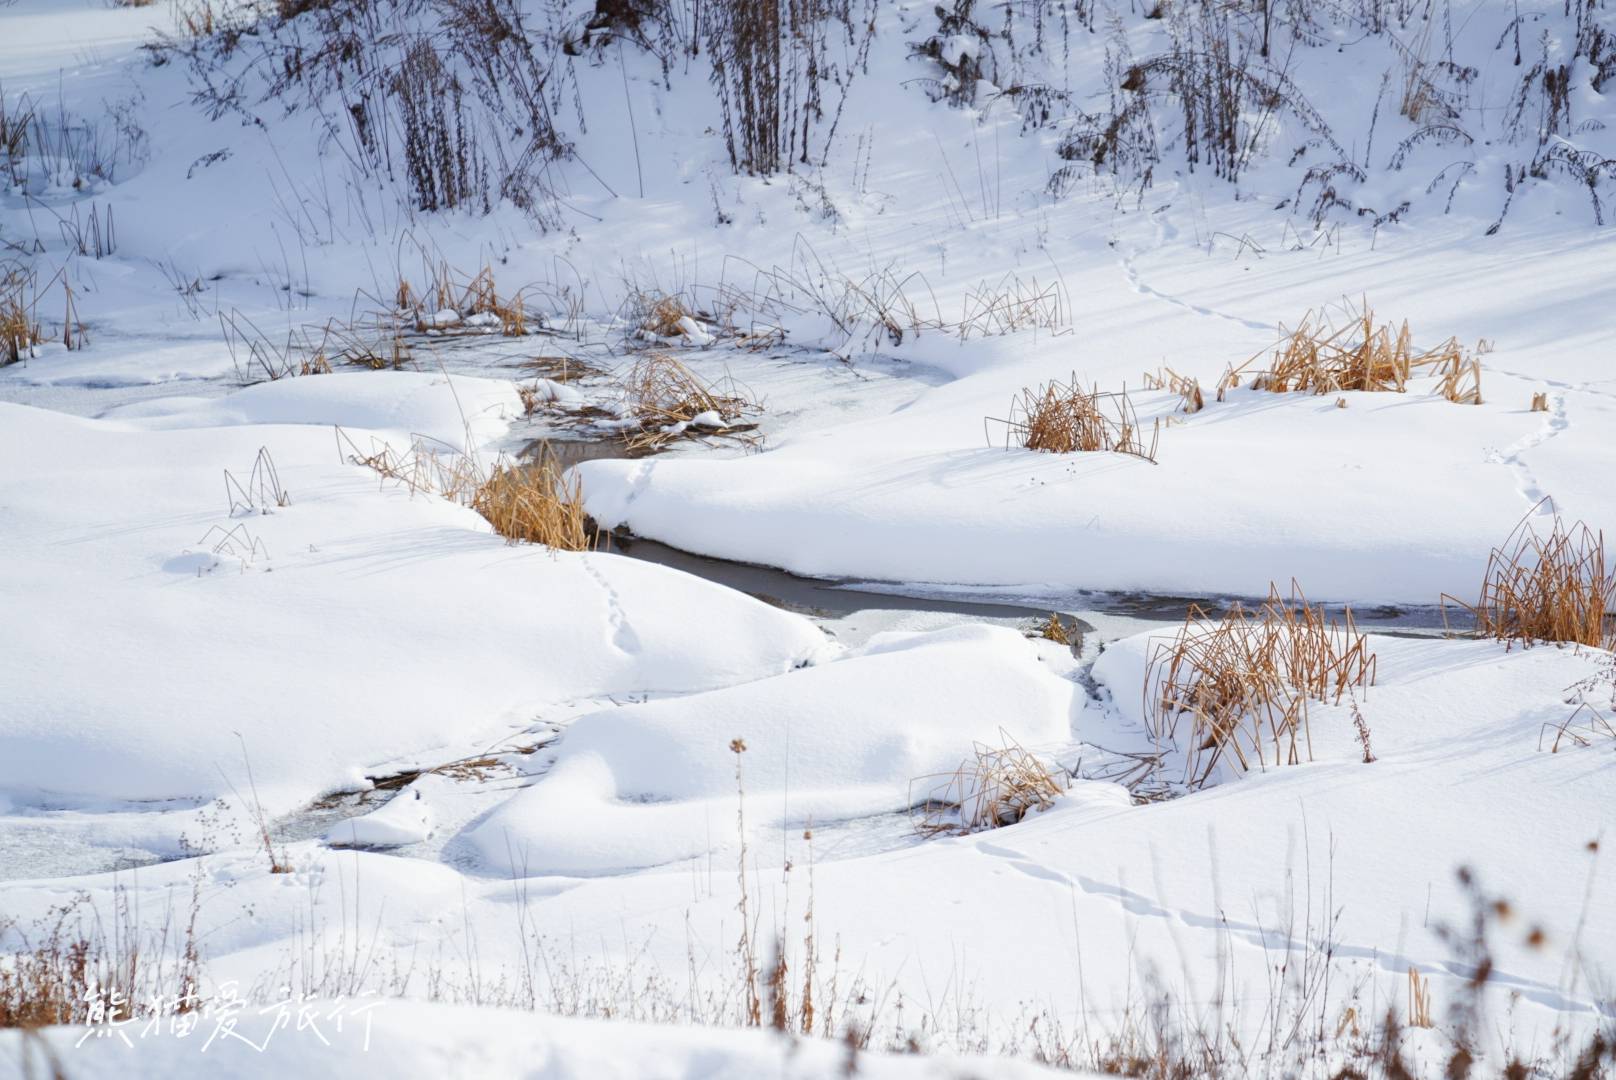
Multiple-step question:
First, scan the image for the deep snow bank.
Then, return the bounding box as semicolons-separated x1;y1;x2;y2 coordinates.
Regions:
575;217;1616;605
0;399;828;811
471;624;1085;874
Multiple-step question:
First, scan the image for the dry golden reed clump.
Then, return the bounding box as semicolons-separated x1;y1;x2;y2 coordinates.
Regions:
914;732;1067;835
994;376;1160;462
472;459;591;550
394;263;529;338
336;427;593;551
1145;583;1377;789
1445;505;1615;651
637;293;695;338
618;352;760;453
1;289;41;366
1221;304;1483;405
1039;612;1072;645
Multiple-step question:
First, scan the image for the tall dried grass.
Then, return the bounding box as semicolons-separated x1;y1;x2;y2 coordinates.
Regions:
1;881;203;1030
223;446;290;515
700;244;946;353
634;292;698;339
913;733;1067;835
336;428;593;551
472;460;590;550
1444;507;1615;651
400;265;530;338
704;0;875;176
1145;583;1377;788
1227;305;1484;405
1038;612;1073;646
0;265;42;367
957;274;1070;340
12;855;1610;1077
1407;967;1434;1029
991;376;1160;462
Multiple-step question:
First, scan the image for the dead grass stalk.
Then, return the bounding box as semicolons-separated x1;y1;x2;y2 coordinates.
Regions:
1226;304;1484;405
913;733;1067;834
0;265;42;367
991;376;1160;462
1142;365;1205;413
1145;583;1377;788
1444;506;1616;651
335;427;592;551
617;352;760;454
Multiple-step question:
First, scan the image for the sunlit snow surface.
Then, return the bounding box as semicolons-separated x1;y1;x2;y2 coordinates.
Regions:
1;1;1613;1074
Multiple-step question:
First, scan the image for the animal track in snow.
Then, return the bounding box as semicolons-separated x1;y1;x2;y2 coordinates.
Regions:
1484;390;1570;515
581;557;642;655
1115;243;1273;334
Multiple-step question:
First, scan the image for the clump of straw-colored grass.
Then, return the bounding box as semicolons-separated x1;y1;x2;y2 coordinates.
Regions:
472;459;590;550
619;351;759;453
637;293;695;338
394;264;529;338
991;376;1159;462
913;732;1067;835
1145;583;1377;789
1444;506;1615;651
335;428;592;551
1038;612;1072;645
1222;305;1483;405
1;267;42;366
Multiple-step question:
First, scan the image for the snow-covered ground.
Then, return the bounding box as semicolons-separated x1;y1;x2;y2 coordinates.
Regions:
2;1;1614;1076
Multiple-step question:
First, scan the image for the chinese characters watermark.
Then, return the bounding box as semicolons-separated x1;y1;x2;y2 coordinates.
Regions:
75;981;384;1053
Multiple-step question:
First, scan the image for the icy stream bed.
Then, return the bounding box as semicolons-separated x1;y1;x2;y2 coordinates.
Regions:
0;330;1456;885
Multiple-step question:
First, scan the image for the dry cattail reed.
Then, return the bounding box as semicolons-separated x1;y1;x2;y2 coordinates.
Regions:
1144;582;1377;788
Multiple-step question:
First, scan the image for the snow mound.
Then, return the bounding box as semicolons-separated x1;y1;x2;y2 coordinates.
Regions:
104;370;521;450
324;775;445;848
0;403;829;813
471;624;1081;875
1090;624;1612;785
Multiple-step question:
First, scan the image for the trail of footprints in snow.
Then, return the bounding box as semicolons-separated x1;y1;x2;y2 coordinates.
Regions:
581;559;642;654
577;459;657;654
1485;389;1571;514
1093;260;1583;522
621;457;658;508
1115;243;1274;334
972;840;1597;1017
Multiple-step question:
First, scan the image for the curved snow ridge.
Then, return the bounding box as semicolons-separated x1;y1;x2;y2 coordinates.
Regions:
468;624;1088;877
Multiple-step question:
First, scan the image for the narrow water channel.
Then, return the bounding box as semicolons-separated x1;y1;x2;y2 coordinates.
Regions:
527;438;1455;641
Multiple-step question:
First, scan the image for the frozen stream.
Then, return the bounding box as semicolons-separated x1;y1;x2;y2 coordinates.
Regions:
0;337;1456;884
